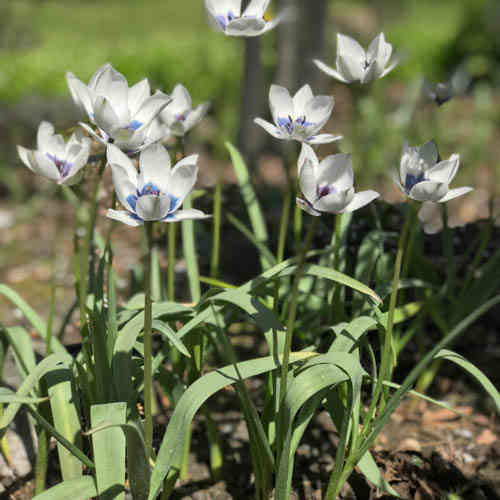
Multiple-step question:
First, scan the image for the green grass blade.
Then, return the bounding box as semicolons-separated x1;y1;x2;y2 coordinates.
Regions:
0;353;70;432
87;421;149;500
152;320;191;358
357;451;400;497
2;326;36;380
90;403;127;500
435;349;500;411
0;388;48;403
182;194;202;303
148;352;316;500
226;142;270;271
0;285;66;353
32;476;99;500
46;357;83;481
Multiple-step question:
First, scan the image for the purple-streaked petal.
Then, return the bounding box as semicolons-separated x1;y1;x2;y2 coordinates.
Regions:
342;190;380;213
254;117;285;139
106;209;143;226
437;186;473;203
135;194;171;221
409;180;448;202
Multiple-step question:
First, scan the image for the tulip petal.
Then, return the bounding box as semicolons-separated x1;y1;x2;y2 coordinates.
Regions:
312;59;350;83
254;118;284;139
315;189;354;214
336;33;366;83
426;154;460;184
225;17;267;36
79;122;108;146
128;79;151;117
32;151;62;181
107;143;138;185
36;121;56;153
306;133;343;145
17;145;36;171
317;154;354;191
298;147;318;204
303;95;334;132
169;157;199;205
366;33;392;79
94;96;122;134
163;208;211;222
342;190;380;213
106;209;143;226
296;197;321;216
183;102;210;134
133;91;171;129
138;143;171;192
136;194;171;221
409;180;448;202
293;84;314;117
269;85;293;125
419;140;439;168
66;72;94;118
109;164;138;211
438;186;473;202
243;0;270;17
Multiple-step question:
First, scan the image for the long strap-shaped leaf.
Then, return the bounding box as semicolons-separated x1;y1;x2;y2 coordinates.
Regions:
148;352;316;500
226;142;271;272
0;353;71;432
0;285;66;353
32;476;99;500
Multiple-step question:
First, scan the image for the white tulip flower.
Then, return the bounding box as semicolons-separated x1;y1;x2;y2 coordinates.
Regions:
159;84;210;137
106;143;210;226
204;0;283;37
66;63;171;153
313;33;399;85
17;121;90;185
394;141;473;203
254;84;342;145
297;144;379;216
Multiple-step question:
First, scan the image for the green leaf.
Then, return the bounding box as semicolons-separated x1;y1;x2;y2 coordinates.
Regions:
0;285;65;353
32;476;99;500
87;421;150;500
46;357;83;481
226;142;270;271
0;353;71;432
148;352;317;500
435;349;500;412
152;320;191;358
0;388;48;403
357;452;400;497
329;316;378;355
182;194;202;303
2;326;36;380
90;403;127;500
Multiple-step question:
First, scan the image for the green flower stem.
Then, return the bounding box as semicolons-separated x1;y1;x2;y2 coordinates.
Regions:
277;216;319;452
144;221;154;458
365;203;416;429
210;177;223;279
328;213;344;324
167;222;176;301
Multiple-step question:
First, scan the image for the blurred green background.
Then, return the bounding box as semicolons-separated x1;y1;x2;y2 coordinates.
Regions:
0;0;499;202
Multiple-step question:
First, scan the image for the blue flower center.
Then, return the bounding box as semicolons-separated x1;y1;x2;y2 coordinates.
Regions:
126;182;180;219
216;10;237;30
277;116;294;135
405;173;425;193
126;120;143;131
295;115;314;128
46;153;72;178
